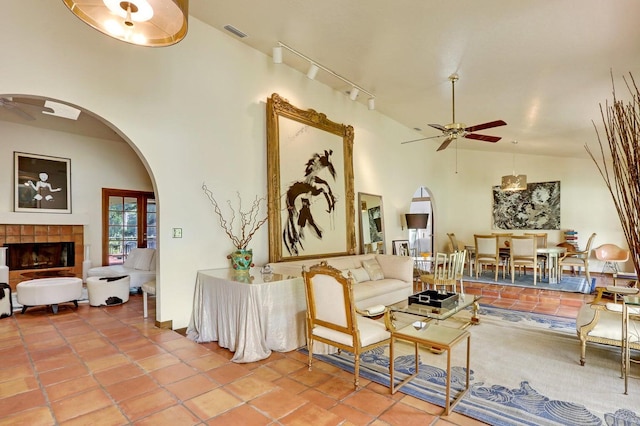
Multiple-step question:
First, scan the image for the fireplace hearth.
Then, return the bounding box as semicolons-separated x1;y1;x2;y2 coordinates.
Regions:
4;242;75;271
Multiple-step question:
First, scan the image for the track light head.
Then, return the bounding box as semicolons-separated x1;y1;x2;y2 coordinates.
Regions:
349;87;359;101
368;97;375;110
306;64;319;80
272;46;283;64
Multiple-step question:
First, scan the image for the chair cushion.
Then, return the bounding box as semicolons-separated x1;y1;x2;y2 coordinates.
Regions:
362;258;384;281
311;316;390;347
134;249;156;270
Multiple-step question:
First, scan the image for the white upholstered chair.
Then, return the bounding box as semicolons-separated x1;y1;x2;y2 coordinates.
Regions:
302;261;392;388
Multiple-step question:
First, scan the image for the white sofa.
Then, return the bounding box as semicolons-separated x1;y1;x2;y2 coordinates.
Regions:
87;248;156;291
269;254;414;309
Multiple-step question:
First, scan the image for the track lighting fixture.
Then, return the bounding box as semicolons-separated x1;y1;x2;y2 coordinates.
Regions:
272;41;375;110
272;46;283;64
306;64;319;80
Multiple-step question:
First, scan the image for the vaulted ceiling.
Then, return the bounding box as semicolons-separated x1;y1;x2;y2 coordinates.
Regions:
3;1;638;158
190;0;640;159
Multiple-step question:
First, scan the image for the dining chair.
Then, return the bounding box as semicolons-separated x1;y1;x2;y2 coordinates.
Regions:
525;232;548;277
492;232;512;273
510;235;540;285
420;250;466;293
302;261;392;388
559;232;597;285
474;234;502;281
448;232;474;276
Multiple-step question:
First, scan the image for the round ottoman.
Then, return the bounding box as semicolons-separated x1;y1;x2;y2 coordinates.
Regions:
87;276;130;307
17;277;83;314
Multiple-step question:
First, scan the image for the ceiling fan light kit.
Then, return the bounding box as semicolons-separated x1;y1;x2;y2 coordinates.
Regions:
402;73;507;151
62;0;189;47
272;42;375;110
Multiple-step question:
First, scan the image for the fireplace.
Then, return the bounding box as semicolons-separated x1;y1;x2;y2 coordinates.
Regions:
4;242;75;271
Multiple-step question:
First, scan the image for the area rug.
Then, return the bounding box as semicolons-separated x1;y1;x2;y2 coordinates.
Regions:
307;306;640;426
464;270;596;294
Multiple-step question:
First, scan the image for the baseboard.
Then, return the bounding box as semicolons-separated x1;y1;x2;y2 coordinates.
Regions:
155;319;172;329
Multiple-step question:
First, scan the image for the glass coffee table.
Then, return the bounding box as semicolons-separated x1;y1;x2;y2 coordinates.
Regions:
388;293;481;330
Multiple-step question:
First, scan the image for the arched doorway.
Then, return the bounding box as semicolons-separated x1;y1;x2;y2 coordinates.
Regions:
408;186;434;256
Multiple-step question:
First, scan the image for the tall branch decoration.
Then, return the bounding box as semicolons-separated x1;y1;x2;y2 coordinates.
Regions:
202;183;268;272
586;72;640;276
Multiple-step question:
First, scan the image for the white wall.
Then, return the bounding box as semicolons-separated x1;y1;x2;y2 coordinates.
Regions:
0;2;625;328
0;121;153;254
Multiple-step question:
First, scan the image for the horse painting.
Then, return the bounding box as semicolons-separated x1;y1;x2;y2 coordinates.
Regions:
283;149;337;256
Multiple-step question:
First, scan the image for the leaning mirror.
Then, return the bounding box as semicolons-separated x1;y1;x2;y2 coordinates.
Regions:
358;193;385;254
266;93;356;263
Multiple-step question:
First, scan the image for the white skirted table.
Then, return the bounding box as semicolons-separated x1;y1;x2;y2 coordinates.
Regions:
186;268;307;363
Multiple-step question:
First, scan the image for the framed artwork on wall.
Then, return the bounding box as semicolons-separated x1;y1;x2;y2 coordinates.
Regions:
266;93;356;262
392;239;410;256
14;152;71;213
492;181;560;230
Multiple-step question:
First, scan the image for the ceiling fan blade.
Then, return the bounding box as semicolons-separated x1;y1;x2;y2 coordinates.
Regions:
428;123;447;132
465;133;501;143
0;100;35;120
436;136;454;151
465;120;507;133
401;134;445;144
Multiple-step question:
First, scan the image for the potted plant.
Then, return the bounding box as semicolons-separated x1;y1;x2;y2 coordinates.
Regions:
202;183;268;272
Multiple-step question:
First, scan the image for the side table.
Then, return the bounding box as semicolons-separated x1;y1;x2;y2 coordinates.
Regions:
390;322;470;415
622;295;640;394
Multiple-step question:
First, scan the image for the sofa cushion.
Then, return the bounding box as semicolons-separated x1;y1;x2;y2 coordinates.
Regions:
134;249;156;271
362;258;384;281
353;279;409;302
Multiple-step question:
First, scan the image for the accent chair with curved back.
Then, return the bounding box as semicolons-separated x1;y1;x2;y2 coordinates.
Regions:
510;235;540;285
593;243;629;274
302;261;392;388
559;232;596;285
474;234;502;281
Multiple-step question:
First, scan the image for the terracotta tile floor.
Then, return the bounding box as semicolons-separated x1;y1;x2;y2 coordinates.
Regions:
0;274;609;425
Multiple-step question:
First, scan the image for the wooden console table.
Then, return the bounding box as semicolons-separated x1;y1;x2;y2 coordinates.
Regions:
186;268;307;363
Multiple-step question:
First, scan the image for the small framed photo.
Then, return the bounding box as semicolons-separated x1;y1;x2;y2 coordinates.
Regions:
392;239;411;256
14;152;71;213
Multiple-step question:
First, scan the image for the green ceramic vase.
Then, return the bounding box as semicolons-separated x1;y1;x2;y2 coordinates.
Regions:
229;249;254;272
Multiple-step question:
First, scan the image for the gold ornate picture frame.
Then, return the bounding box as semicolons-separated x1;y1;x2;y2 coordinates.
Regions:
266;93;355;263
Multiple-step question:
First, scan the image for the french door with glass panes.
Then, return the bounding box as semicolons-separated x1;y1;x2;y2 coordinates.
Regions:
102;189;156;265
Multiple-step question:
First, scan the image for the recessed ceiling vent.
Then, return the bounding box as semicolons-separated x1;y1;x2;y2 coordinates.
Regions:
223;25;247;38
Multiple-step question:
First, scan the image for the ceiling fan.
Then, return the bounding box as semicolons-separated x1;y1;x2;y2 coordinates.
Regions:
0;97;53;121
402;73;507;151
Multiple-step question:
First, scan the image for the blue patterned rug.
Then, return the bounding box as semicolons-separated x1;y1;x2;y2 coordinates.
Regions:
464;270;595;294
305;306;640;425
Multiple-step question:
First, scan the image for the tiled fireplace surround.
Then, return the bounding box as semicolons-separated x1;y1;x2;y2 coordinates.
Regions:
0;224;84;290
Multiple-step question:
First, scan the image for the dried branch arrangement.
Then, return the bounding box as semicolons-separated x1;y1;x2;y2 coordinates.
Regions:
586;72;640;276
202;183;268;250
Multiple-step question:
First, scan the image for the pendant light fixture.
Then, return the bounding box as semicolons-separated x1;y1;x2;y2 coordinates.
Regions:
62;0;189;47
501;140;527;191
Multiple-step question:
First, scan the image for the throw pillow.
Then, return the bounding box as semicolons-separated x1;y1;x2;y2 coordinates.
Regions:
362;258;384;281
348;267;371;283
